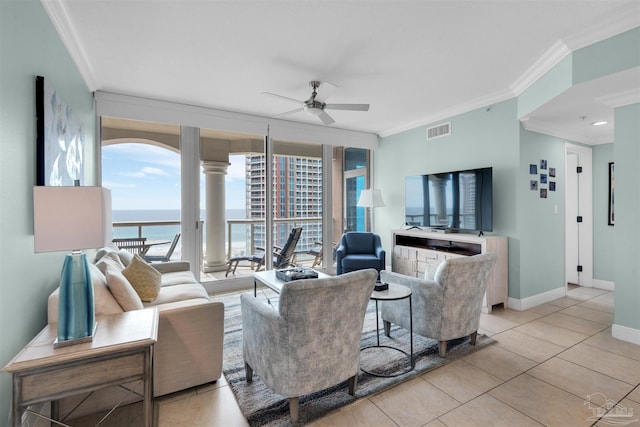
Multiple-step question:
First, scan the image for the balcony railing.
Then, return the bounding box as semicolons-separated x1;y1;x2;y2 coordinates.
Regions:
112;216;323;271
226;217;322;261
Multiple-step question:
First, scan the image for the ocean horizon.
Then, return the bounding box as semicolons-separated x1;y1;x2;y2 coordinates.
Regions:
112;209;250;257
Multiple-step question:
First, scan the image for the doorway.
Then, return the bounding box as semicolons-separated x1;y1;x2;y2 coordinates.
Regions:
565;143;593;291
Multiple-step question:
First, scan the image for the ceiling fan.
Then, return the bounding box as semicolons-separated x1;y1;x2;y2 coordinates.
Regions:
263;81;370;125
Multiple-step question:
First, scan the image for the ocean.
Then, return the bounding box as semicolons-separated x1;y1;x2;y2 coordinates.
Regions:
112;209;249;257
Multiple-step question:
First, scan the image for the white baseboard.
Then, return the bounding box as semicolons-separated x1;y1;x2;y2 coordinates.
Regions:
592;279;615;291
612;323;640;345
508;286;566;311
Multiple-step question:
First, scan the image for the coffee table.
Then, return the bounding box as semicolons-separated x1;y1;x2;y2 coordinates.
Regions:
360;283;414;377
253;269;331;296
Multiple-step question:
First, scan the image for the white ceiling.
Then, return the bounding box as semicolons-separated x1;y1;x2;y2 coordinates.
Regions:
44;0;640;143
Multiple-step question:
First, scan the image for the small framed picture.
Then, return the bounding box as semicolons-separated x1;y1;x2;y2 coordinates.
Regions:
540;159;547;170
540;188;547;198
549;181;556;191
530;164;537;174
530;180;538;190
540;174;547;184
549;167;556;178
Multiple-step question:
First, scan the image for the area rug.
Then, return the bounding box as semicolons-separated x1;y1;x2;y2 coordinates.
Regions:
213;290;495;427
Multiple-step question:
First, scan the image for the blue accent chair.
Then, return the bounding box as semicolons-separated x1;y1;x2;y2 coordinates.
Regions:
335;232;385;277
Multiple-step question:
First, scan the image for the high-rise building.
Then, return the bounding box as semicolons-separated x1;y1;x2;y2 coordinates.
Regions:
245;154;323;256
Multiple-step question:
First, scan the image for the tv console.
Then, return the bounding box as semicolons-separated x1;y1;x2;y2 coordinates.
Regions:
391;229;508;313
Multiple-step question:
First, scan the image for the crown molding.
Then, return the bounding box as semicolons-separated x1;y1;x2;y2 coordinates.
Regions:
520;117;613;145
40;0;97;91
563;5;640;51
510;40;571;96
378;88;514;138
598;87;640;109
511;5;640;96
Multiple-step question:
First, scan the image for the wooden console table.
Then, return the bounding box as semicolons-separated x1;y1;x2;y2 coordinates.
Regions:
391;229;508;313
3;308;159;426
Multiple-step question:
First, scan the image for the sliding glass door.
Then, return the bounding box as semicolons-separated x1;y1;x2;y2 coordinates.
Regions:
343;148;369;232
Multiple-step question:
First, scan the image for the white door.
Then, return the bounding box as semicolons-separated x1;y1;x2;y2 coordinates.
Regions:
565;152;580;285
565;143;593;289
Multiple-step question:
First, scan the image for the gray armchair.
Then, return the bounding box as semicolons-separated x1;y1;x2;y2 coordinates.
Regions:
380;253;496;357
241;269;378;422
335;232;385;276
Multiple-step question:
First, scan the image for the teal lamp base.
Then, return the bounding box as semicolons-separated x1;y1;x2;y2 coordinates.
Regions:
54;252;96;348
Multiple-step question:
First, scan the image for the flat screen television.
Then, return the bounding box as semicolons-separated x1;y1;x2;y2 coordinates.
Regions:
405;167;493;232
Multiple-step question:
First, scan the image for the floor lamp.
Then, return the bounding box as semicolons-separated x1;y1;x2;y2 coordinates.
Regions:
34;186;112;347
357;189;385;232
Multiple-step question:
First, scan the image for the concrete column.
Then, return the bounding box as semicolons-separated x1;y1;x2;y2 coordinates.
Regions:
202;160;230;272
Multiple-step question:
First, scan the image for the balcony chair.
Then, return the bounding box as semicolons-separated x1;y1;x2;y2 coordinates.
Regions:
144;233;180;263
225;227;302;277
241;268;378;422
112;237;147;255
380;253;497;357
293;241;324;268
335;232;385;277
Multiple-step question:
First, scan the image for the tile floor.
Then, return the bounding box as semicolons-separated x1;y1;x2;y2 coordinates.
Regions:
154;287;639;426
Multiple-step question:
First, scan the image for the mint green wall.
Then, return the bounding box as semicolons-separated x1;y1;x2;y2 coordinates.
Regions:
376;98;522;296
377;28;639;314
613;103;640;330
518;130;566;297
518;27;640;120
592;144;615;281
0;1;95;423
573;27;640;85
518;56;573;118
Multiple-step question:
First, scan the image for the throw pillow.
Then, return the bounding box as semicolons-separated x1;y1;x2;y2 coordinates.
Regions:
123;255;162;302
96;251;126;274
103;264;144;311
117;249;134;266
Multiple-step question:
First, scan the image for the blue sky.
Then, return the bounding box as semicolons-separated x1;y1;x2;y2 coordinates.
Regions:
102;143;247;211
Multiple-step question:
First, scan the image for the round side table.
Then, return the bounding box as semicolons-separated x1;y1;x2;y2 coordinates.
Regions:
360;283;413;377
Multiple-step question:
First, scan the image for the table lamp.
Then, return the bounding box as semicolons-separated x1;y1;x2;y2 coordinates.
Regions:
34;186;112;347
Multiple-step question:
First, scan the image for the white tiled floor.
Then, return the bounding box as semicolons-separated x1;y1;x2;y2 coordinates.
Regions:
59;286;640;426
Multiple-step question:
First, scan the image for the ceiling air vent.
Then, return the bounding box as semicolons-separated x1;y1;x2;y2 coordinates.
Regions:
426;122;451;140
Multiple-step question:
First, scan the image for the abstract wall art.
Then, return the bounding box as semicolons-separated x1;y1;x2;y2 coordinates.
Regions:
36;76;84;186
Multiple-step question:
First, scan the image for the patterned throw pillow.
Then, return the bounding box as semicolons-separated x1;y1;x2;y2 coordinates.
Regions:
123;255;162;302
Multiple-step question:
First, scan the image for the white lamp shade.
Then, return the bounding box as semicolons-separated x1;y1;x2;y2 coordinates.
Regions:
34;186;112;253
357;189;385;208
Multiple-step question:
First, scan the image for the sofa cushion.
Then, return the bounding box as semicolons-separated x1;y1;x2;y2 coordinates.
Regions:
103;264;144;311
123;255;162;302
340;254;380;270
143;283;209;307
161;271;199;287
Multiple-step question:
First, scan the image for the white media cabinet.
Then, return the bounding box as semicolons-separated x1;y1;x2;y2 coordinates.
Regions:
391;229;508;313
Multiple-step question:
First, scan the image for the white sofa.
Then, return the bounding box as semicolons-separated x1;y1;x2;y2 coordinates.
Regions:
47;247;224;420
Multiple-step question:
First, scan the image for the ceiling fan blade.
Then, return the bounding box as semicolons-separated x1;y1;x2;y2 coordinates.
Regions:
318;110;335;125
274;107;305;117
325;103;370;111
261;92;304;105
